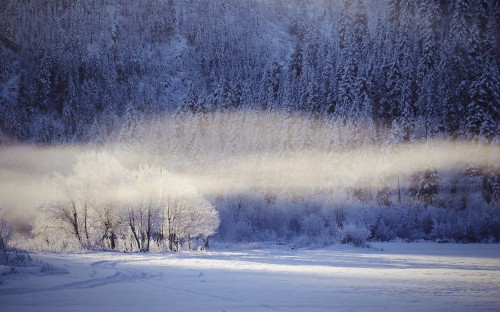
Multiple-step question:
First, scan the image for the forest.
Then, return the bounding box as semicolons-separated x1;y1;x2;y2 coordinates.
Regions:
0;0;499;253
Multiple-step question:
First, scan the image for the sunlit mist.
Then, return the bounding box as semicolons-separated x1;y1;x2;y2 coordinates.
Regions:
1;112;497;226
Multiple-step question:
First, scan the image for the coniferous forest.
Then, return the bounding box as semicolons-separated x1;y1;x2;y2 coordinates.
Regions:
0;0;499;251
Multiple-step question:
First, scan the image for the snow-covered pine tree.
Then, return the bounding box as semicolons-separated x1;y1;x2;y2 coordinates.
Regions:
417;0;441;76
166;0;176;39
179;83;199;114
387;0;402;26
210;77;232;111
286;42;303;110
466;55;499;143
409;167;440;206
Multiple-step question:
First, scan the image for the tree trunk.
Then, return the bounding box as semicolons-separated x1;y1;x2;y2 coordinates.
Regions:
110;231;116;250
168;233;177;252
146;206;151;251
129;210;141;250
397;175;401;204
204;236;210;249
70;202;82;243
83;202;90;245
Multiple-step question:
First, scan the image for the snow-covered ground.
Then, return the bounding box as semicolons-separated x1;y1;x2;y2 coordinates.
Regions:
1;242;499;312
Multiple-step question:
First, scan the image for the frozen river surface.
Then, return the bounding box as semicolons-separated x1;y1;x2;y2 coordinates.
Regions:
1;242;500;312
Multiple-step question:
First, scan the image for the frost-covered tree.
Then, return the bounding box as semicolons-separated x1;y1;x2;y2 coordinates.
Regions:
173;197;220;250
33;151;220;251
387;0;401;25
0;218;13;260
211;78;232;111
179;83;199;114
465;22;499;144
466;64;499;143
34;151;126;248
286;42;304;109
415;1;441;86
410;168;440;206
165;0;177;38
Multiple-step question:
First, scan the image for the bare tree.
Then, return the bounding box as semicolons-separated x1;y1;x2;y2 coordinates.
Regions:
96;202;123;250
42;200;83;245
127;201;157;251
128;208;142;250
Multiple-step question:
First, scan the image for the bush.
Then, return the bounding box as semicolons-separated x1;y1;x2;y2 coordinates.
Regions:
339;223;370;247
371;218;397;242
302;214;325;239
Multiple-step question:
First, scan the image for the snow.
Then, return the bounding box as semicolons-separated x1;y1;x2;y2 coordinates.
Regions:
1;242;499;312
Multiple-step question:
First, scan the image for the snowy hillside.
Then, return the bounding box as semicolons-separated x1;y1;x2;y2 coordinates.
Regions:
1;0;498;143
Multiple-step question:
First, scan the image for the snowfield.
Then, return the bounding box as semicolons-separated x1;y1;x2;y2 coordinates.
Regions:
1;242;500;312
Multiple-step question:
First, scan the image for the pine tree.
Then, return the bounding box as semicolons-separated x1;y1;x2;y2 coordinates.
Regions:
121;103;138;142
466;59;499;143
211;78;231;111
397;23;416;141
338;0;353;51
166;0;176;38
352;0;368;55
270;60;283;106
410;167;440;206
387;0;401;25
382;53;402;129
76;79;99;141
318;43;336;115
353;66;375;145
418;1;441;75
298;42;317;113
35;52;54;114
179;84;199;114
231;81;244;110
62;74;78;138
399;0;417;27
11;73;33;140
286;42;303;109
335;51;356;121
450;0;471;45
441;0;473;139
194;92;209;115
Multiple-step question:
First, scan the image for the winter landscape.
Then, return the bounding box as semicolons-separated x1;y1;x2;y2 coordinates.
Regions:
0;0;499;311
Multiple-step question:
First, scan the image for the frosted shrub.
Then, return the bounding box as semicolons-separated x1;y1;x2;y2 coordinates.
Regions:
371;218;397;242
233;219;253;242
340;223;370;247
467;207;500;242
392;205;422;241
302;214;325;239
300;214;335;246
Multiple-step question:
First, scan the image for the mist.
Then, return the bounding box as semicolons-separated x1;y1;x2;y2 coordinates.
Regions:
1;113;497;234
